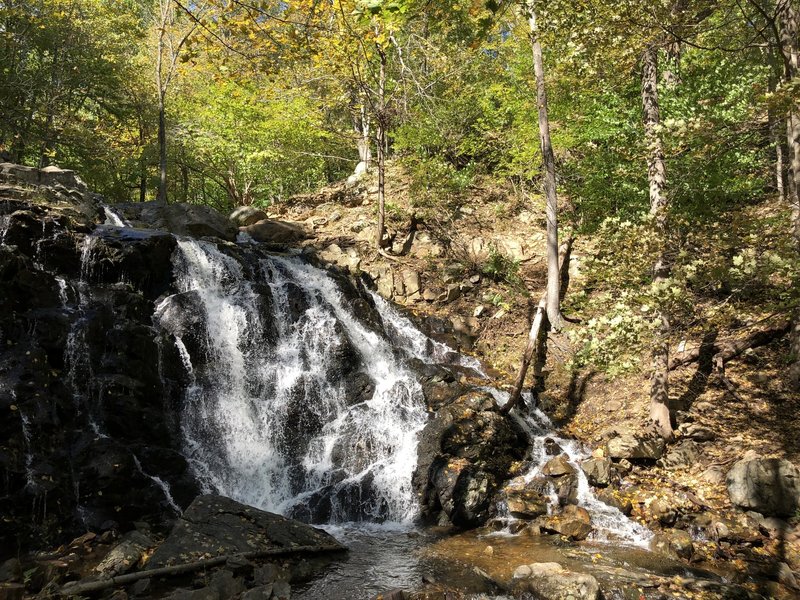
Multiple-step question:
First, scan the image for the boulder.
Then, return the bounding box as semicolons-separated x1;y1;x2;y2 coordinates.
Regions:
595;488;633;516
240;219;308;244
94;530;154;576
512;562;599;600
164;203;237;240
542;505;593;540
652;530;694;560
659;439;700;470
318;244;361;274
413;391;527;527
0;560;21;583
726;457;800;517
229;206;268;227
147;495;344;568
606;427;665;460
543;454;575;477
505;488;548;519
581;458;614;487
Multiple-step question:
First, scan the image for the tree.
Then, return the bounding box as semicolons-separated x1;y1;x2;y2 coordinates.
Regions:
641;42;673;440
153;0;202;203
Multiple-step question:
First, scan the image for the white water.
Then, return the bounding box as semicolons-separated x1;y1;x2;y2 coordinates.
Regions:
103;206;130;227
156;239;428;522
0;214;9;244
370;291;487;377
132;455;182;514
152;237;651;544
497;391;652;547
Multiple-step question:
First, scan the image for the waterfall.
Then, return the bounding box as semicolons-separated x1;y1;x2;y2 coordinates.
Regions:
370;292;486;376
499;394;653;547
156;239;428;523
102;206;130;227
132;455;182;514
0;213;9;244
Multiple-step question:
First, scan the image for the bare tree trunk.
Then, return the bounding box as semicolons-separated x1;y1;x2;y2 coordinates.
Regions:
375;44;387;249
157;95;167;203
642;43;674;440
138;122;147;202
528;3;563;331
358;103;371;167
778;0;800;388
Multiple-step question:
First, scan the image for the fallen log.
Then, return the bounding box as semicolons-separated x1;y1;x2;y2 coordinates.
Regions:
669;320;791;371
58;543;346;597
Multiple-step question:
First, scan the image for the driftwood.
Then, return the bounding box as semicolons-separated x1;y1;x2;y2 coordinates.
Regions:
57;543;345;597
669;320;791;370
500;237;573;415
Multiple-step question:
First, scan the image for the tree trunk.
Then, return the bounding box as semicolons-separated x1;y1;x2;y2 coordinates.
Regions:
778;0;800;388
138;122;147;203
641;43;674;440
375;44;387;249
358;103;371;167
157;96;167;204
528;3;563;331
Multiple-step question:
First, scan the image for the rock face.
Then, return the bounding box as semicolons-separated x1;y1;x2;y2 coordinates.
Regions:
726;457;800;517
512;562;599;600
148;495;344;568
413;391;527;527
0;165;409;554
0;182;202;551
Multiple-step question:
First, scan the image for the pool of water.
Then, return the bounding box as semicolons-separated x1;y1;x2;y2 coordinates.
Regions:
292;526;750;600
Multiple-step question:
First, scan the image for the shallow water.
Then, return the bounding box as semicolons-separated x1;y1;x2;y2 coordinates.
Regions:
293;526;736;600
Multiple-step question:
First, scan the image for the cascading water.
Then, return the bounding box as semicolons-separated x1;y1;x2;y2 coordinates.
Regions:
102;205;130;227
156;239;430;523
153;236;652;546
487;388;653;547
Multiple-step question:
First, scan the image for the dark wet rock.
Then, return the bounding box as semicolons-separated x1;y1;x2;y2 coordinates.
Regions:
512;562;599;600
726;456;800;517
594;488;633;516
230;206;268;227
413;391;527;528
241;219;309;244
526;473;579;507
541;505;593;540
148;495;344;568
543;438;563;456
580;457;614;487
0;560;21;583
605;425;665;460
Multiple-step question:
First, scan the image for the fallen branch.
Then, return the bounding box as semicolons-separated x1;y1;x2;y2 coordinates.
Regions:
58;543;345;596
669;320;791;370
